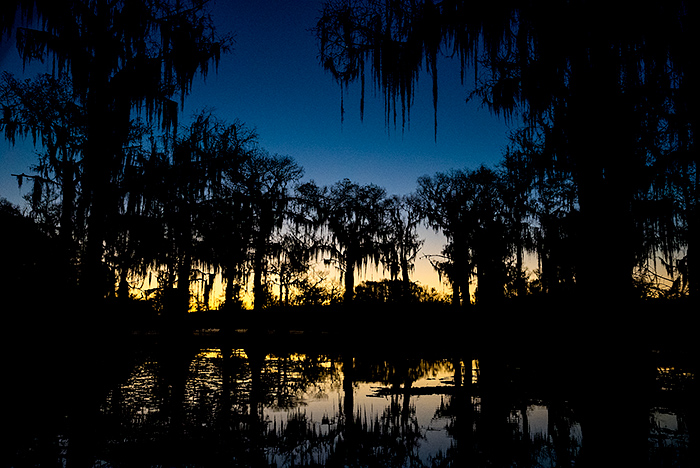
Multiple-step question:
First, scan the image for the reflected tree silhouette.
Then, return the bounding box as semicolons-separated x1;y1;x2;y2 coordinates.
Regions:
7;335;697;467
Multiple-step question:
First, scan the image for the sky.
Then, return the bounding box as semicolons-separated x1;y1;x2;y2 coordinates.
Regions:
188;0;513;195
0;0;514;291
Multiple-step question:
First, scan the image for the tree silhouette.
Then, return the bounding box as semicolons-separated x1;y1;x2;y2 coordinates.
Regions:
4;0;231;300
635;101;699;299
271;231;317;307
161;113;244;313
501;125;578;296
238;151;304;311
416;166;511;306
467;166;509;304
296;179;387;303
380;195;423;289
113;112;257;314
415;170;472;306
497;139;535;297
0;72;83;283
315;0;697;308
202;121;260;309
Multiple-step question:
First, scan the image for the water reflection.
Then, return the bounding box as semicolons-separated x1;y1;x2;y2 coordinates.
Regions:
8;339;697;467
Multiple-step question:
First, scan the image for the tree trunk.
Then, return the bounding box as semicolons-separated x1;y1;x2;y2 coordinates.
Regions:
567;41;648;466
344;259;355;303
81;19;121;303
514;238;526;297
224;276;236;306
451;281;460;307
253;258;263;311
401;255;410;286
568;43;638;307
686;167;698;298
82;115;111;301
117;271;129;300
278;264;285;306
60;160;77;288
454;242;470;308
253;232;267;311
175;253;191;316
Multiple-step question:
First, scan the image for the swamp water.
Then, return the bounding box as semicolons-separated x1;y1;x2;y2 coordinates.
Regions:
6;335;697;467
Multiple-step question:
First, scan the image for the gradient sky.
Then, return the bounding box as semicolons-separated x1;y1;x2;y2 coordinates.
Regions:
0;0;514;291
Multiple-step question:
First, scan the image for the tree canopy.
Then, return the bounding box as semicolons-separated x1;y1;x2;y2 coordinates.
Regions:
2;0;232;299
316;0;699;302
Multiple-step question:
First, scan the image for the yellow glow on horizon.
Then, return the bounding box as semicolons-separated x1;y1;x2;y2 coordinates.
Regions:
129;249;455;312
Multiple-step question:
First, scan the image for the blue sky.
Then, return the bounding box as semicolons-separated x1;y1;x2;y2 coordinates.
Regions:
1;0;512;203
184;0;513;195
0;0;514;290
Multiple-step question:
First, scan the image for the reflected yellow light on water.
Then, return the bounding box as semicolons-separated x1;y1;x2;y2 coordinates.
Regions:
656;366;695;392
195;348;223;359
267;352;307;362
657;367;694;377
231;348;248;360
194;348;251;360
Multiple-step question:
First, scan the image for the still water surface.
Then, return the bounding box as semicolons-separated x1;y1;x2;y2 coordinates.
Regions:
8;337;696;467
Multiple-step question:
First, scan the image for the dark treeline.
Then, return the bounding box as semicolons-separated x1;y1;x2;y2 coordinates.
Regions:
0;0;697;322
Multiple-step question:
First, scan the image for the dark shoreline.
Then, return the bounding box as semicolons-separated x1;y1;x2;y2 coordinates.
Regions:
8;296;697;372
177;298;698;354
